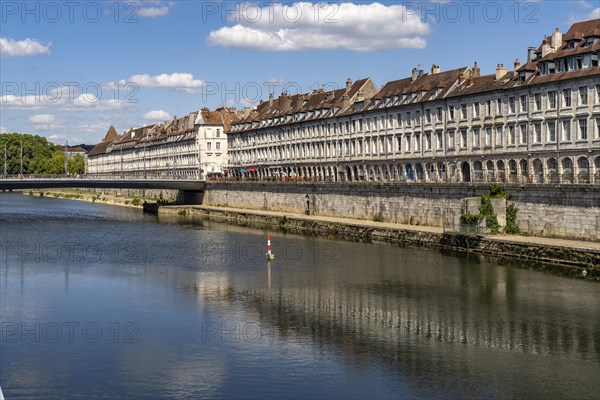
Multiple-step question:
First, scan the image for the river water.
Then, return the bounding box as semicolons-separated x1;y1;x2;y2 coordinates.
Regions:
0;193;598;399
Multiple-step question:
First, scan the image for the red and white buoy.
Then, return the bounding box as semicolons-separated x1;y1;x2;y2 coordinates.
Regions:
266;234;275;261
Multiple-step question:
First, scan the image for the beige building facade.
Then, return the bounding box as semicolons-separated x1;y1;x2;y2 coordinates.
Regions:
227;20;600;184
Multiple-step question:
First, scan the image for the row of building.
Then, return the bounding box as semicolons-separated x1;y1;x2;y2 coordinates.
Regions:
88;19;600;184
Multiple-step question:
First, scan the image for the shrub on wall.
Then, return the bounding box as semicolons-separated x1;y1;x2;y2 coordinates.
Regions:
505;203;521;234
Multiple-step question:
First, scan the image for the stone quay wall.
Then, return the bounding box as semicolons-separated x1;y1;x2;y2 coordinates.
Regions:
203;182;600;241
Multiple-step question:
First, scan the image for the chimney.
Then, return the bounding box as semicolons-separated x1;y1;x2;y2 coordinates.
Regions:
411;67;418;82
458;72;465;84
514;58;521;70
346;78;352;93
283;93;292;112
472;62;480;78
341;93;350;110
551;27;562;51
431;64;440;74
495;64;507;80
527;47;537;63
318;88;324;93
268;92;273;106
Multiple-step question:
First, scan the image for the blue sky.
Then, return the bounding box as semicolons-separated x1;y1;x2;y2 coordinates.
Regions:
1;0;598;145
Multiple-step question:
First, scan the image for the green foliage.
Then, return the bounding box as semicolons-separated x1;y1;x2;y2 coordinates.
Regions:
372;213;385;222
460;213;480;225
131;197;141;206
177;209;187;216
504;203;521;234
159;191;164;200
489;183;507;198
0;133;61;174
39;191;44;198
0;133;85;175
124;200;130;205
480;195;500;233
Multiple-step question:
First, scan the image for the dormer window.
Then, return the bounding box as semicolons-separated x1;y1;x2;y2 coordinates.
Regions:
585;37;595;47
566;41;578;49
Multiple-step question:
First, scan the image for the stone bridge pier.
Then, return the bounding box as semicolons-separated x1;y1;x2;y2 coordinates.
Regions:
176;189;205;205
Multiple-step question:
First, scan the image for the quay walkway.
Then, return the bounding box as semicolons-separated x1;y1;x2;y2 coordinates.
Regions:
161;204;600;271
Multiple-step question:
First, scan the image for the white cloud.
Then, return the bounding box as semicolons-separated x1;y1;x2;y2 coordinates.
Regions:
121;72;205;93
1;93;135;111
130;0;171;17
142;109;171;121
0;126;7;133
28;114;56;124
567;7;600;24
0;37;51;57
28;114;65;131
576;0;593;9
137;6;169;17
207;2;430;51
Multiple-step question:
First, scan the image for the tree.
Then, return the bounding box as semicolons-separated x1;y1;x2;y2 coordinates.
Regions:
0;133;80;175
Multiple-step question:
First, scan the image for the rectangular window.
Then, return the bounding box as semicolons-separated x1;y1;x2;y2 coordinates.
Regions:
497;99;502;114
461;104;468;119
579;119;587;140
473;128;480;148
563;88;571;107
496;127;503;146
406;112;411;126
597;117;600;139
485;127;492;147
579;86;588;105
405;135;411;152
546;121;556;142
548;91;556;109
460;130;468;148
425;133;431;150
508;125;515;145
534;123;542;143
216;142;221;150
486;100;492;115
448;130;455;148
207;142;212;151
473;103;480;118
397;136;402;152
509;97;515;113
449;106;455;120
396;114;402;127
415;134;421;151
425;109;431;123
596;84;600;103
216;129;221;137
520;95;528;112
436;107;443;121
520;124;527;144
436;132;443;149
562;120;571;141
534;93;542;110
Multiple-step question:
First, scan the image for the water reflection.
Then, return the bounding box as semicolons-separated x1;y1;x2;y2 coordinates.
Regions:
1;193;599;399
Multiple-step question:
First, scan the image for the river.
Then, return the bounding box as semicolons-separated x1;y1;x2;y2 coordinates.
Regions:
1;193;598;399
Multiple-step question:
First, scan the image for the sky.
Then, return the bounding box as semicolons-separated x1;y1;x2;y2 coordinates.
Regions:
1;0;599;145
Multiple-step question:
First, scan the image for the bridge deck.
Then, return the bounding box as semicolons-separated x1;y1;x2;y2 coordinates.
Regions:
0;179;205;191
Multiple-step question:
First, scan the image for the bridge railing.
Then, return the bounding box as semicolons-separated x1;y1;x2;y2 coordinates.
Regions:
0;173;201;181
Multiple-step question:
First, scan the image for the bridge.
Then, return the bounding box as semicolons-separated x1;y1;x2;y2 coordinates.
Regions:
0;177;206;203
